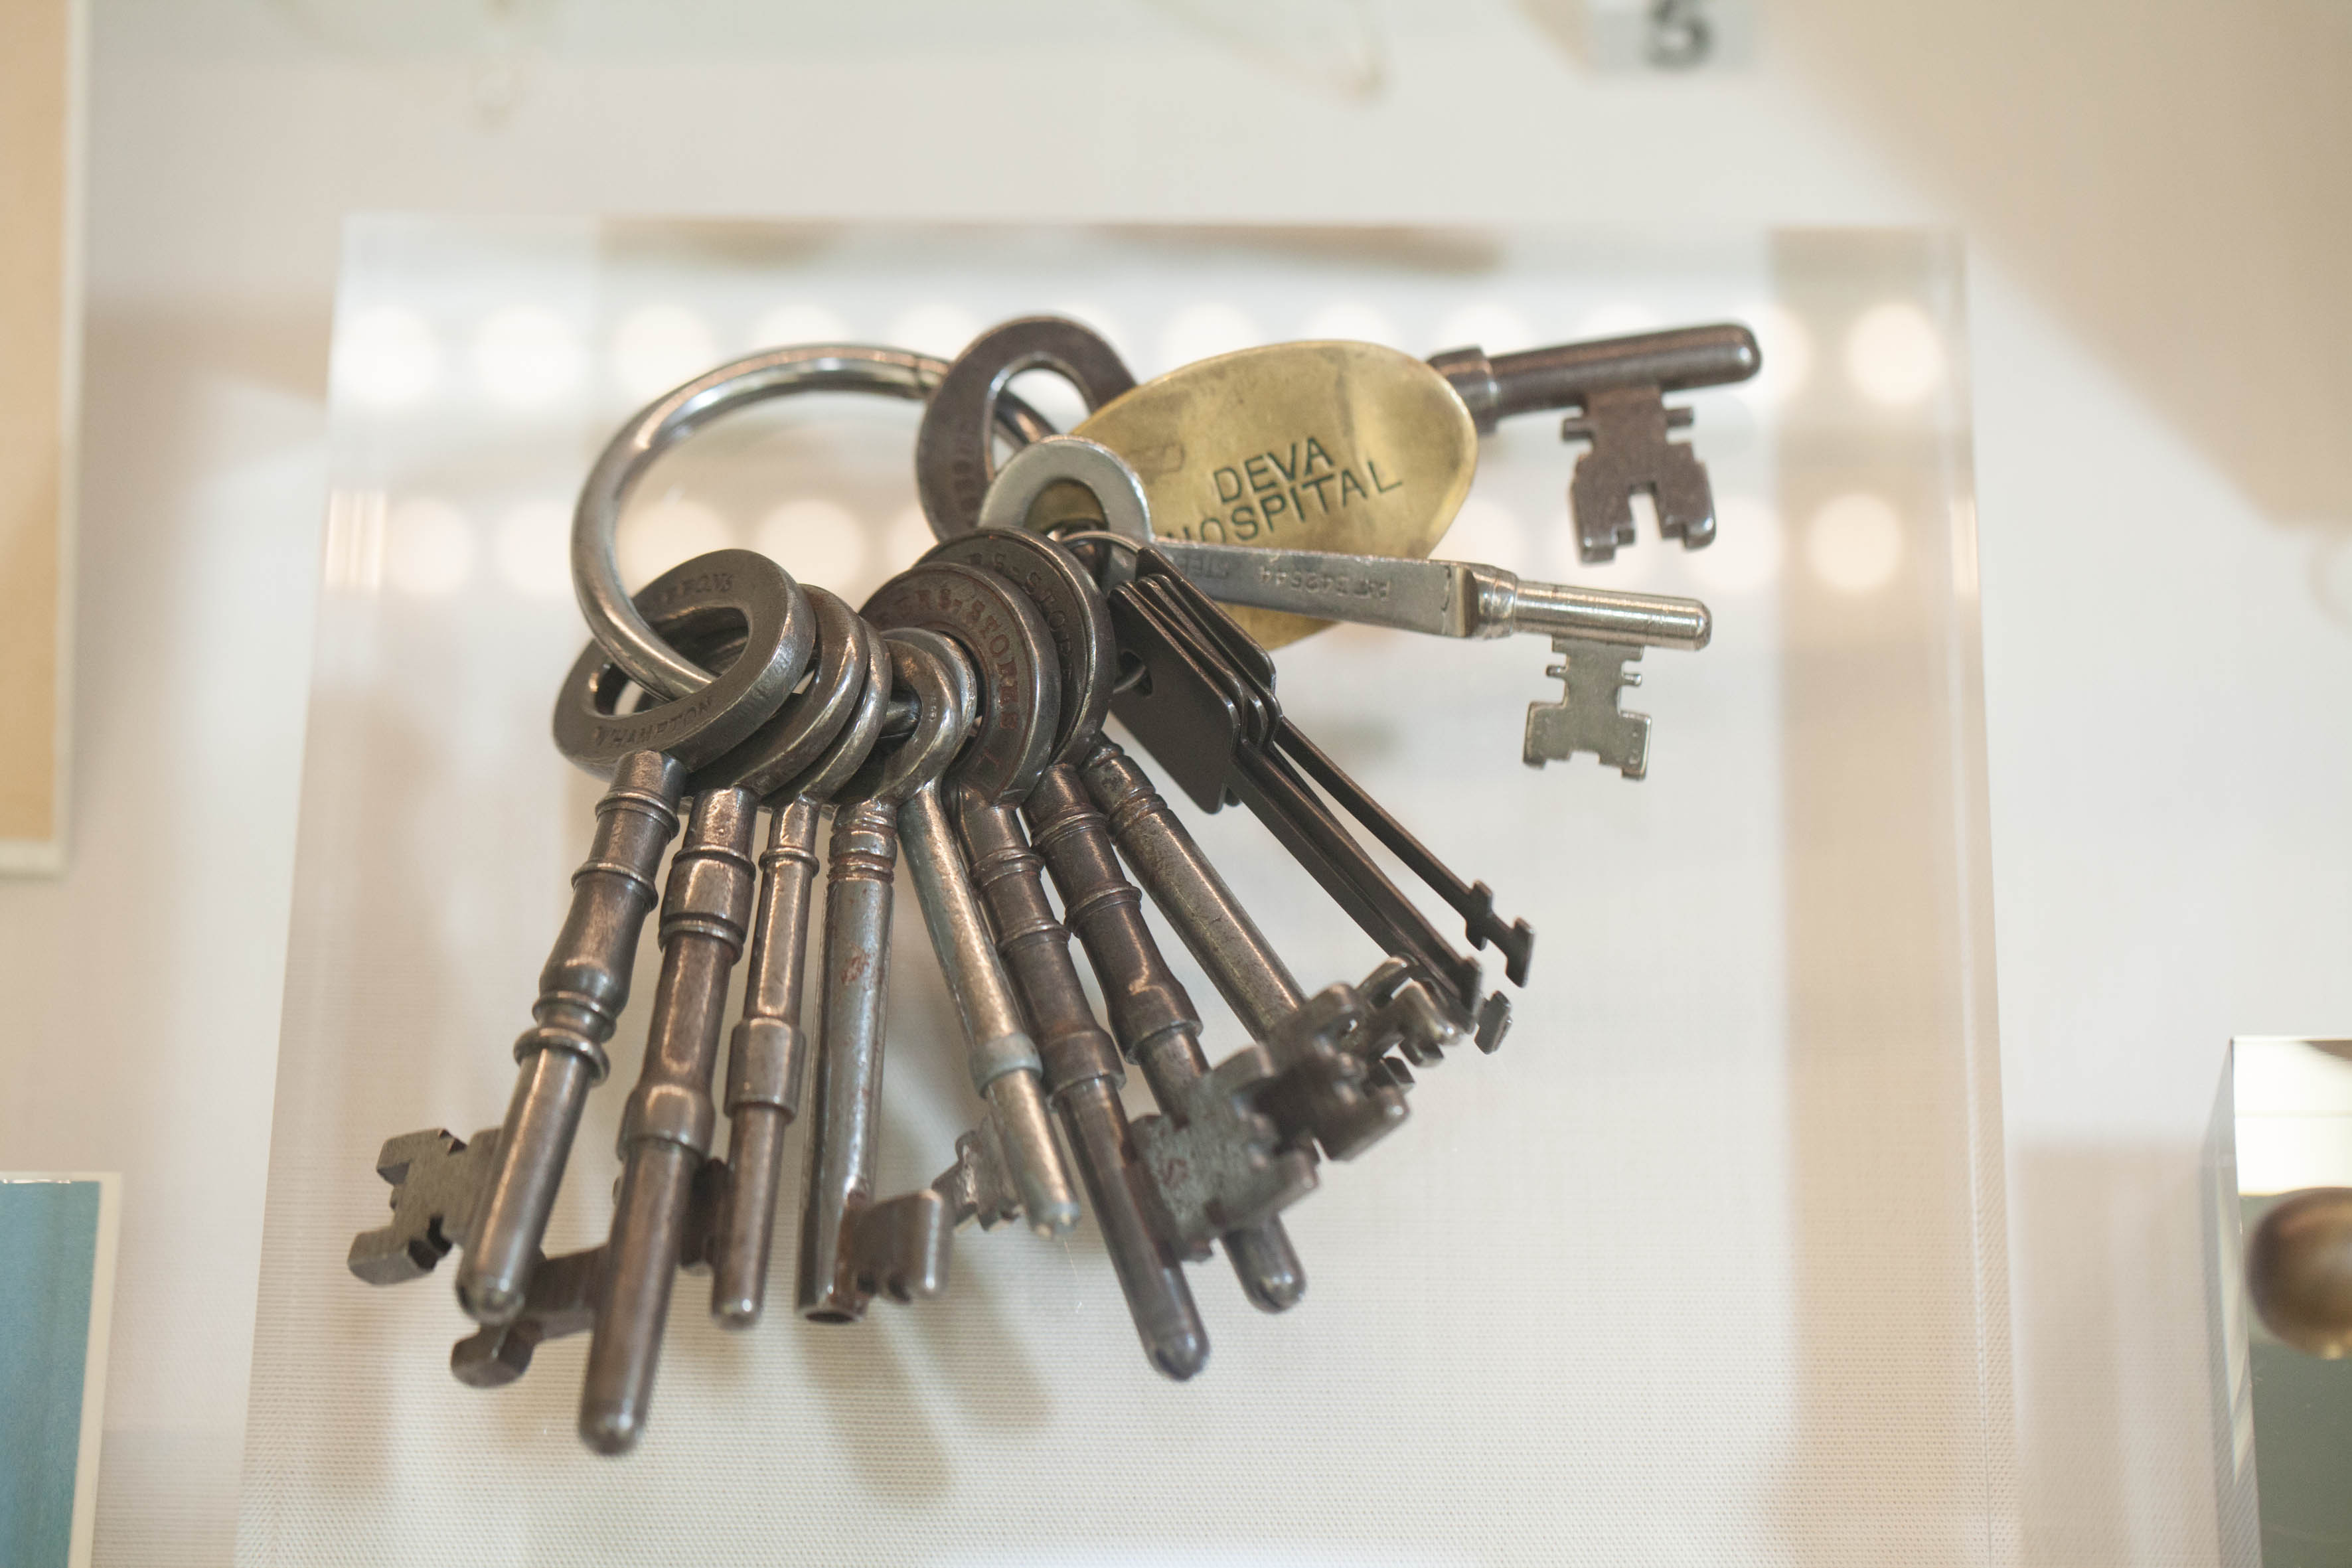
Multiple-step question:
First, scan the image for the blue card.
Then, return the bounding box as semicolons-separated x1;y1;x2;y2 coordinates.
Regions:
1;1175;119;1568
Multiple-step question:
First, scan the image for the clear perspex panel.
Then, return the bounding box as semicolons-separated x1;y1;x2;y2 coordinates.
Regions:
240;220;2007;1565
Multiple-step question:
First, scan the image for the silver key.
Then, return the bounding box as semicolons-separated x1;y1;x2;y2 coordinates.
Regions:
1149;538;1708;779
886;629;1082;1239
705;608;896;1330
794;637;974;1323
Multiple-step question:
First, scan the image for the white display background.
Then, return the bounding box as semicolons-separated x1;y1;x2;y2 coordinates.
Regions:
235;220;2002;1565
5;5;2343;1565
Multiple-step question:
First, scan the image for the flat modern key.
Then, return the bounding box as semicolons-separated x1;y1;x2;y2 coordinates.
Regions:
1429;323;1761;563
1026;757;1316;1312
795;642;971;1324
1109;553;1512;1030
982;439;1533;1006
455;551;812;1328
578;783;760;1454
858;570;1079;1237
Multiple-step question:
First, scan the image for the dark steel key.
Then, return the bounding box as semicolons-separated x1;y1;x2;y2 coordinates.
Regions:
579;785;761;1454
1427;323;1761;564
1109;552;1514;1040
962;792;1210;1377
1026;759;1318;1312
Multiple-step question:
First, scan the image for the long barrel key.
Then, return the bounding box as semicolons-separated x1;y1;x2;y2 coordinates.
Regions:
862;566;1086;1239
456;551;813;1327
887;631;1081;1239
1028;757;1318;1310
795;641;971;1324
578;783;760;1454
1430;323;1761;563
708;610;897;1327
1148;536;1711;779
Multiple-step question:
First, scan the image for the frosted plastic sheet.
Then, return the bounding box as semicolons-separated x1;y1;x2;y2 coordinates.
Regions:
240;220;2008;1565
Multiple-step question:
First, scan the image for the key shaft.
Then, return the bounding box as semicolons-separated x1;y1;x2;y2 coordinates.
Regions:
1032;756;1312;1312
798;802;898;1320
709;797;822;1328
459;750;685;1326
961;793;1208;1379
1430;323;1760;433
1073;743;1417;1157
580;784;759;1454
1154;539;1709;650
1078;743;1304;1040
900;782;1080;1238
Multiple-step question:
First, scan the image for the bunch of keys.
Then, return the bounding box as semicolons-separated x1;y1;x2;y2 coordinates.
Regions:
344;310;1755;1453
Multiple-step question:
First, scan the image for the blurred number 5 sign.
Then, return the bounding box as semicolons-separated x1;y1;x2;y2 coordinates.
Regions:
1573;0;1753;72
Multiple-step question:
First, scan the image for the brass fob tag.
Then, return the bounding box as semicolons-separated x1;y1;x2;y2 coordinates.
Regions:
1056;341;1479;647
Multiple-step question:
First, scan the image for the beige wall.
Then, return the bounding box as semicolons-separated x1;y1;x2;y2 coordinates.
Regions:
0;0;74;864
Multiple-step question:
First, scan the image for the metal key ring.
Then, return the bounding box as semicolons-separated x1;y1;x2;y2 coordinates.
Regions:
691;587;872;798
551;549;817;776
860;562;1061;807
834;637;979;809
919;529;1115;769
975;436;1154;593
573;344;1056;703
913;316;1137;542
771;617;896;805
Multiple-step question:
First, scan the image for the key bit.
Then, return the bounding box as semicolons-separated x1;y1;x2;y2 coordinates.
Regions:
1253;984;1410;1163
449;1155;730;1388
1356;958;1478;1067
839;1190;953;1306
1130;1045;1318;1253
1560;392;1712;562
1526;637;1650;778
450;1244;602;1388
349;1126;501;1286
932;1119;1025;1232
